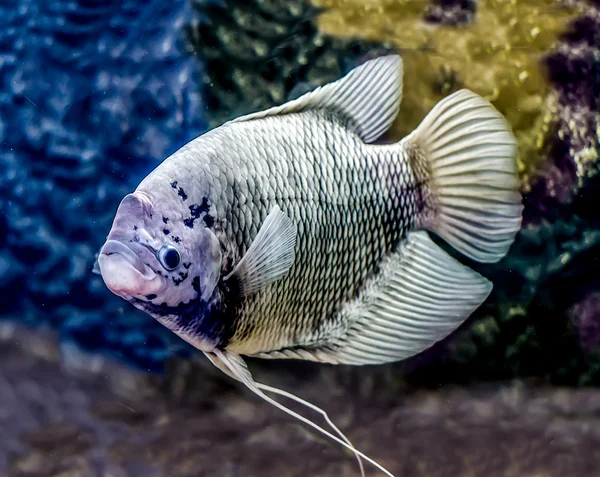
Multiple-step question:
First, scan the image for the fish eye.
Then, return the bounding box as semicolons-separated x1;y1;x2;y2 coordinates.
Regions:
158;244;181;271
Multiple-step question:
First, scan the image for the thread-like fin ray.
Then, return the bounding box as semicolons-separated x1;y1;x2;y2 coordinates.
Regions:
224;205;297;297
231;55;403;143
322;231;492;365
206;350;394;477
204;351;364;476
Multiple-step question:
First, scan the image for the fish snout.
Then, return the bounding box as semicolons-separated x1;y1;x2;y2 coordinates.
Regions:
98;240;159;297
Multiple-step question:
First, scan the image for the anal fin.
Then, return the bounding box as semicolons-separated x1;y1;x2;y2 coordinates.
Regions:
325;231;492;365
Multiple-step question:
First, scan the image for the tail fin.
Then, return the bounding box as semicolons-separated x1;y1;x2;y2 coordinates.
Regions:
403;89;523;263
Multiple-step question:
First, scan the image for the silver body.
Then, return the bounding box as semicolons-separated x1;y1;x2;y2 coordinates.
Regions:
99;56;521;474
138;110;424;355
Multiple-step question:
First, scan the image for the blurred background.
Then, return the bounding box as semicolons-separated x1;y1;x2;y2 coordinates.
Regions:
1;0;599;475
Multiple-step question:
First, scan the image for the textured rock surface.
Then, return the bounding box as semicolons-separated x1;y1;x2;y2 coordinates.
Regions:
186;0;390;128
3;325;600;477
0;0;206;370
526;4;600;219
424;0;476;25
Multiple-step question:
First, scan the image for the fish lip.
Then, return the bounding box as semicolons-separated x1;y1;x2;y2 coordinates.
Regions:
100;240;149;276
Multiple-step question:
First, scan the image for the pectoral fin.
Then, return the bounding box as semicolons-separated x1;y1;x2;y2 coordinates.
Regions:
224;205;297;297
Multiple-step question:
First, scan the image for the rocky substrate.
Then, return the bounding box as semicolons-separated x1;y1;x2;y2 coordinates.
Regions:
2;325;600;477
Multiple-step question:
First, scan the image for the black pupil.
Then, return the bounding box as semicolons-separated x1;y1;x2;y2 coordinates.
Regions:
164;248;180;269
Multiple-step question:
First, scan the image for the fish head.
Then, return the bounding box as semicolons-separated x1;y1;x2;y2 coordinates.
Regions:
98;192;223;343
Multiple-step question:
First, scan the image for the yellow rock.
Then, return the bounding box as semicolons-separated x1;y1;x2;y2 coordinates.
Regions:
313;0;584;185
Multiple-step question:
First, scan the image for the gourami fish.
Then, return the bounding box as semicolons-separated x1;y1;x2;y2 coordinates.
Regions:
98;55;522;476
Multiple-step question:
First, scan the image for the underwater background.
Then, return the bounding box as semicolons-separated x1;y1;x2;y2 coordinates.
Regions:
1;0;600;475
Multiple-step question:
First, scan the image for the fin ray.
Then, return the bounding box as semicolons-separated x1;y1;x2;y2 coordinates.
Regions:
403;89;523;263
323;231;492;365
207;350;394;477
224;205;297;297
231;55;403;143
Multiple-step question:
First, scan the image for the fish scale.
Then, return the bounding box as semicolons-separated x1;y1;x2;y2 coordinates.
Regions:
197;112;419;355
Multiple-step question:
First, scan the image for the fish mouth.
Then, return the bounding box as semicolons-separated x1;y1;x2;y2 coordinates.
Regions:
100;240;148;273
98;240;158;296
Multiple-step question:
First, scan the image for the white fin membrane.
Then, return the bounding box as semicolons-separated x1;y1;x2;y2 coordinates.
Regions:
403;89;523;263
209;350;395;477
232;55;403;144
325;231;492;365
224;205;297;297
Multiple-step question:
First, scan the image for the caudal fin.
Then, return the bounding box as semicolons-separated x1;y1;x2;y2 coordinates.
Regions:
403;89;522;263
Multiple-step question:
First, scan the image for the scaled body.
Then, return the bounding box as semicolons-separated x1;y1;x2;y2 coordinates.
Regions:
99;55;522;365
98;55;522;476
139;109;422;356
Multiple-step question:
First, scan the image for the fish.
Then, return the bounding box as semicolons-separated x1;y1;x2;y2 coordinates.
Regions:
98;55;522;476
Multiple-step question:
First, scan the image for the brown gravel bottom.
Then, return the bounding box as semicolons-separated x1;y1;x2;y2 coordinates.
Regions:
1;323;600;477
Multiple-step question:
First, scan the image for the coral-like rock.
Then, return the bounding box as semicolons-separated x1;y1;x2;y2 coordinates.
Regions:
186;0;388;128
525;8;600;220
313;0;585;187
424;0;476;25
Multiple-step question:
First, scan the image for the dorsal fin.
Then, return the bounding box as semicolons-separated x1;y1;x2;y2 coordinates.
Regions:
231;55;404;143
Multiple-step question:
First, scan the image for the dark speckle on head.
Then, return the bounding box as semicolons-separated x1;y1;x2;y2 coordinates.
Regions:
192;276;200;293
184;198;210;229
170;180;188;201
146;294;157;300
172;236;181;244
133;225;138;231
183;262;191;269
162;216;169;224
192;198;210;217
203;214;215;228
172;271;189;286
163;228;170;235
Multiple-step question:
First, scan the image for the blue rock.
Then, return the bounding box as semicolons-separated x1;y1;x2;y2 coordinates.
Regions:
0;0;206;371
